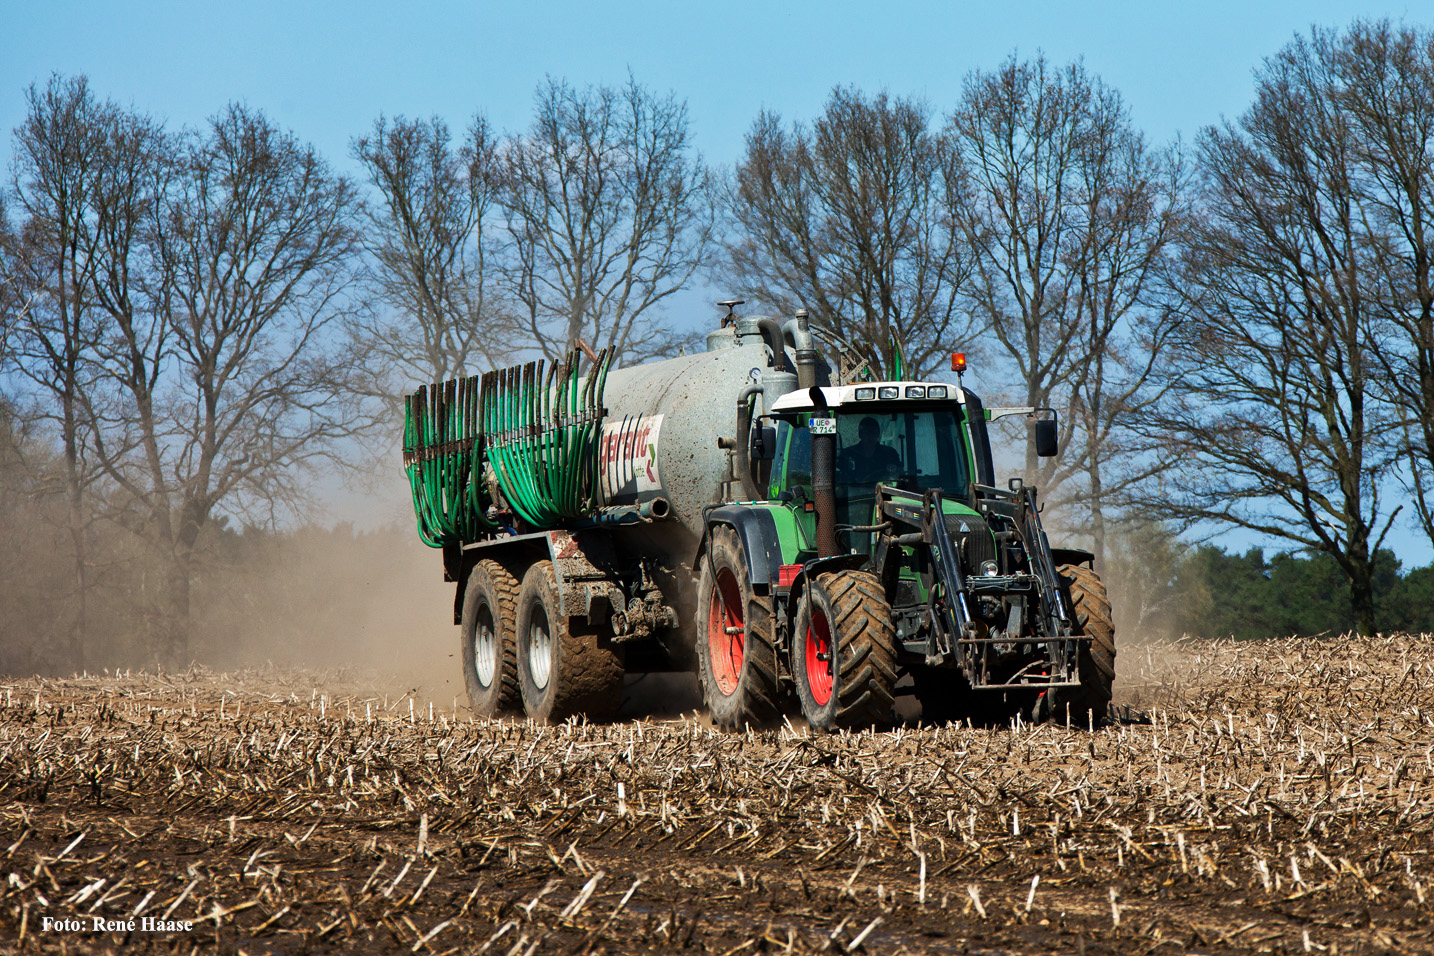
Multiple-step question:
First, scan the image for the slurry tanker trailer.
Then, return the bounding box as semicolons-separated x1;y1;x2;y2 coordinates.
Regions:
403;306;1116;730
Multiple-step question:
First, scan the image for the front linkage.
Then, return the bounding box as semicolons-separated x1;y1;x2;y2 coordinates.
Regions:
870;482;1087;696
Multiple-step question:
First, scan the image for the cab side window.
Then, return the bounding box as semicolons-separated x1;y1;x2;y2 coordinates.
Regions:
773;422;812;497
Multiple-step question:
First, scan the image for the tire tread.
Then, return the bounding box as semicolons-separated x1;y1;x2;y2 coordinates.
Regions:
1045;563;1117;725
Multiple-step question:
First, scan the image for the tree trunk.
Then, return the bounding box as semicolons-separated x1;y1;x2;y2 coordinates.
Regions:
67;509;87;672
1089;466;1106;571
62;383;87;673
163;557;191;665
1347;567;1377;638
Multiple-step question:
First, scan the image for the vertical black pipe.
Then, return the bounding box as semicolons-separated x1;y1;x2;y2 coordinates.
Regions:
808;384;838;557
734;384;763;501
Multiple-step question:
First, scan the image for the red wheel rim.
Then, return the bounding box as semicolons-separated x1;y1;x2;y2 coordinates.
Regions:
805;608;834;706
707;568;744;695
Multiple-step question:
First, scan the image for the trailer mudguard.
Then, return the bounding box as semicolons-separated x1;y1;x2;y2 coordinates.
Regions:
700;506;783;594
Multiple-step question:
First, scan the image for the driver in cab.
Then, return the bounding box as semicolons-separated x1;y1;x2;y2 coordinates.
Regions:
838;416;901;483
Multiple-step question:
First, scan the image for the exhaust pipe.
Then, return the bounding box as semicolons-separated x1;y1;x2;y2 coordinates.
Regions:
808;384;839;557
785;309;819;390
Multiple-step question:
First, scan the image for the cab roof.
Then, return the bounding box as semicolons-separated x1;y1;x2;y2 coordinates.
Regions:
767;382;967;414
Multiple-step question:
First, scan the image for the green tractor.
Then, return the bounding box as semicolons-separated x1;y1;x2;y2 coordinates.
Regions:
402;307;1115;729
697;368;1115;731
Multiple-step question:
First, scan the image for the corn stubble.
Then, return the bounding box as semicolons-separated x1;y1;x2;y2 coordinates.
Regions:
2;635;1432;954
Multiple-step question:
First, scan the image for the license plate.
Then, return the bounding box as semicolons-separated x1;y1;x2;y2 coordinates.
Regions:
809;417;836;435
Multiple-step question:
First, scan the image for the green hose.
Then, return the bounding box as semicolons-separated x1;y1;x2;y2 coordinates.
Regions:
402;373;496;548
407;345;611;545
404;345;613;544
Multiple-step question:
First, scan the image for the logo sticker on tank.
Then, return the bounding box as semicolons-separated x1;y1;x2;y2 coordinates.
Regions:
599;414;663;504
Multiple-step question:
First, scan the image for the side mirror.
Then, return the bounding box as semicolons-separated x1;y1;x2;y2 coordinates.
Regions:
752;424;778;461
1032;417;1058;458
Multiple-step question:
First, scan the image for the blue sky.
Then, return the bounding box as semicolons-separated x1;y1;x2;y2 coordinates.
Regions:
5;0;1431;563
3;0;1415;173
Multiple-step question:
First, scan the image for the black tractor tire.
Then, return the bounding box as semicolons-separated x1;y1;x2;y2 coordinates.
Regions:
515;560;624;723
1039;563;1117;727
696;527;781;730
793;570;898;732
460;559;522;717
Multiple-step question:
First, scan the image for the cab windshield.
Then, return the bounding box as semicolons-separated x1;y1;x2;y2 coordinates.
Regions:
833;408;970;500
775;406;972;511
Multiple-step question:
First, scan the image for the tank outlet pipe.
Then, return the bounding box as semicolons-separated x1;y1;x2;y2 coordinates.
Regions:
579;497;673;527
735;382;765;501
808;385;839;557
755;317;791;373
785;309;819;390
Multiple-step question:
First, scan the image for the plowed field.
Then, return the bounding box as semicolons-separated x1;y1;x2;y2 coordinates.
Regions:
2;634;1432;954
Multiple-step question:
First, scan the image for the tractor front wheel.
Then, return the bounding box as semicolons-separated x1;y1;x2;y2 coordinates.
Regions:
793;570;898;732
696;527;780;730
1038;563;1117;727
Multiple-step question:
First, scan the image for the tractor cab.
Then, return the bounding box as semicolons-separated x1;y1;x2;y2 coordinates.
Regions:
763;382;1001;558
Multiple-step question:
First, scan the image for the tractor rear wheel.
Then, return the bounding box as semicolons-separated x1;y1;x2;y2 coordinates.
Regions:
1039;563;1117;726
696;527;780;730
515;560;624;723
793;570;898;732
460;559;521;717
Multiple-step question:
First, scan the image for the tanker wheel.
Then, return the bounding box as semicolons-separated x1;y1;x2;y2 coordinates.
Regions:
696;527;780;730
515;560;624;723
460;559;522;717
793;570;898;732
1037;563;1117;727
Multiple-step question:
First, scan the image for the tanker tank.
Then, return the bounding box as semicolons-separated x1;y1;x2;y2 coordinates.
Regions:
595;316;798;551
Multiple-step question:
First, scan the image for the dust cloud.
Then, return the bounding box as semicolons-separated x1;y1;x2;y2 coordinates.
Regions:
189;524;469;713
189;521;704;720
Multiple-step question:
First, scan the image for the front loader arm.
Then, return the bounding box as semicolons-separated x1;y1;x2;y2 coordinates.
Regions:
1013;487;1072;637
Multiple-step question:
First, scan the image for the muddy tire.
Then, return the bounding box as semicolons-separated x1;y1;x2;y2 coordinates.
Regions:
793;570;898;732
696;527;781;730
460;559;522;717
515;560;624;723
1039;563;1116;726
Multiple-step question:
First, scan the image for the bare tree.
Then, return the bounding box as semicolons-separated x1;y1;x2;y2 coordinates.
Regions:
83;104;366;660
0;191;23;357
1328;21;1434;549
503;76;715;362
1139;29;1402;635
4;75;114;669
725;88;970;378
944;56;1185;561
352;114;513;400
